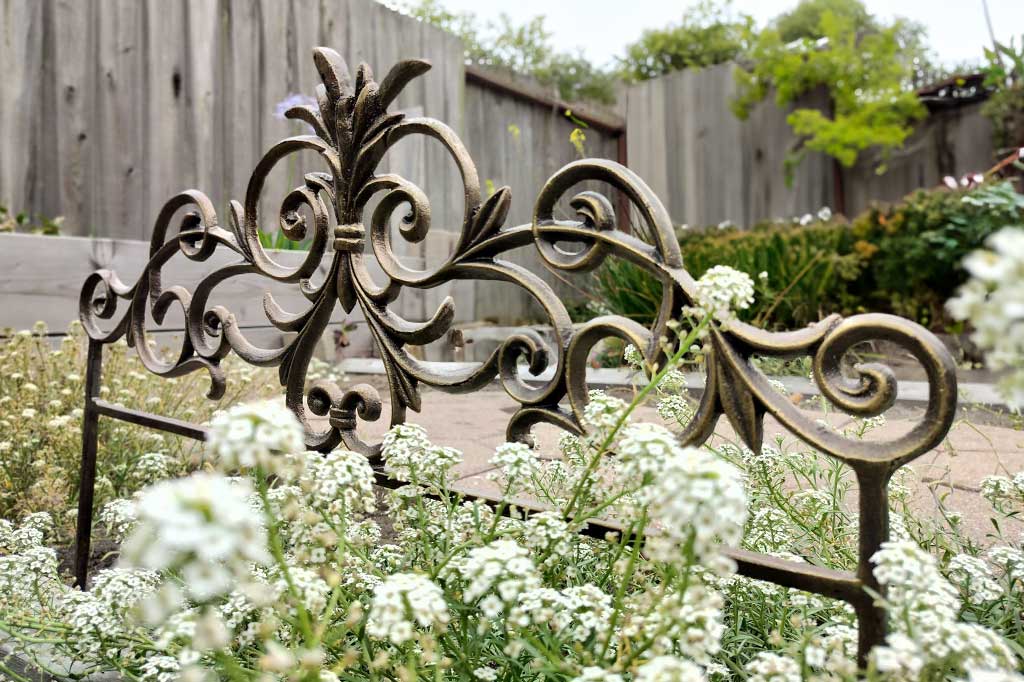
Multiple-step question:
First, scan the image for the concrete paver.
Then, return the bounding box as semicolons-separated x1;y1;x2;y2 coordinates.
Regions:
351;380;1024;543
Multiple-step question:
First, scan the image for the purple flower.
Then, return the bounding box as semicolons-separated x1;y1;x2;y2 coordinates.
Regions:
273;93;317;120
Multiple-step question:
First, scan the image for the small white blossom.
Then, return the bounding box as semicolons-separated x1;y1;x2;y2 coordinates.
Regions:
489;442;539;491
635;656;706;682
947;227;1024;407
644;447;747;573
453;539;541;605
382;422;462;485
744;652;800;682
206;400;305;476
690;265;755;328
120;473;270;611
366;572;449;645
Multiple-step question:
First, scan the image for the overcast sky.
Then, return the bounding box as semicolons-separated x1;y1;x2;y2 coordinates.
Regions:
425;0;1023;69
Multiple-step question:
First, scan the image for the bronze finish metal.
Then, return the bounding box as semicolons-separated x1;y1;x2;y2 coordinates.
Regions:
76;48;958;664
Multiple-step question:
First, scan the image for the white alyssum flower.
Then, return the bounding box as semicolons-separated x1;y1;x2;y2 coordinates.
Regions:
382;422;462;485
803;624;858;676
99;498;138;542
872;541;959;621
366;572;449;645
644;447;747;572
119;472;270;609
582;390;630;438
947;227;1024;408
59;590;125;656
554;584;613;643
572;668;625;682
0;522;63;605
744;652;801;682
206;400;305;476
634;656;706;682
656;395;695;425
981;472;1024;513
623;343;645;370
521;511;573;567
947;553;1003;602
273;565;330;617
453;539;541;606
299;449;377;519
509;584;611;643
987;545;1024;583
872;541;1018;675
489;442;539;492
132;451;174;486
92;567;162;610
623;585;725;663
690;265;755;328
616;422;681;484
139;654;181;682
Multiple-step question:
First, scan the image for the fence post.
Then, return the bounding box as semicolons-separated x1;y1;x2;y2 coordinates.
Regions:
74;339;103;589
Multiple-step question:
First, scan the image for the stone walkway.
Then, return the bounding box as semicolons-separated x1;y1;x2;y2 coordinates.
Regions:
349;377;1024;543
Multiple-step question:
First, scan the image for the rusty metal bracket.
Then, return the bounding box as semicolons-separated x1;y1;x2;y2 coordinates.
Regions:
75;48;958;663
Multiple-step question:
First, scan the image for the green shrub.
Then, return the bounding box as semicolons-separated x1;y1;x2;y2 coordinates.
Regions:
850;180;1024;326
593;180;1024;330
979;34;1024;153
0;204;62;235
677;216;865;329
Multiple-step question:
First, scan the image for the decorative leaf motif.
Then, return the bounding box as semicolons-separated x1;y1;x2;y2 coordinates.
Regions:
468;186;511;246
76;44;957;479
712;334;765;453
377;59;432;111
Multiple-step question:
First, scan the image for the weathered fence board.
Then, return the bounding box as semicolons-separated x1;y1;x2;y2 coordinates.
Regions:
624;63;836;228
463;72;623;323
0;0;999;329
0;0;465;239
843;101;995;212
623;62;994;226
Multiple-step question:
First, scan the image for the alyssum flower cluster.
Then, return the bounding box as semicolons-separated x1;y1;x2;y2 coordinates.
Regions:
0;264;1021;681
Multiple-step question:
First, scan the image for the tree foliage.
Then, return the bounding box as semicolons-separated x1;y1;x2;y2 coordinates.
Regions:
732;0;927;180
617;1;751;82
980;34;1024;152
395;0;617;105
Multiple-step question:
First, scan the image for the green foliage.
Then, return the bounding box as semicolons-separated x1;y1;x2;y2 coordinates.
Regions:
0;323;335;534
773;0;872;42
0;204;62;235
733;1;927;180
397;0;617;105
678;217;865;329
850;180;1024;325
593;181;1024;331
257;228;310;251
980;35;1024;152
590;258;664;325
617;0;750;82
594;216;864;330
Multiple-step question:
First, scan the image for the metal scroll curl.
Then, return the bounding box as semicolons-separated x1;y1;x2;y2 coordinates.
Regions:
79;46;958;476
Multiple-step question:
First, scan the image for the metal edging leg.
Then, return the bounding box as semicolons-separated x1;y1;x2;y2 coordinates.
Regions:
74;339;103;589
854;464;891;666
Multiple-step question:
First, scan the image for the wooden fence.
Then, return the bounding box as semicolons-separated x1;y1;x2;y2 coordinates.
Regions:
0;0;998;334
0;0;624;329
463;66;624;323
623;62;995;227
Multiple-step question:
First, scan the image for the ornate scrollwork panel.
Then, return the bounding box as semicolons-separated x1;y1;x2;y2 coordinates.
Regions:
80;47;959;660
